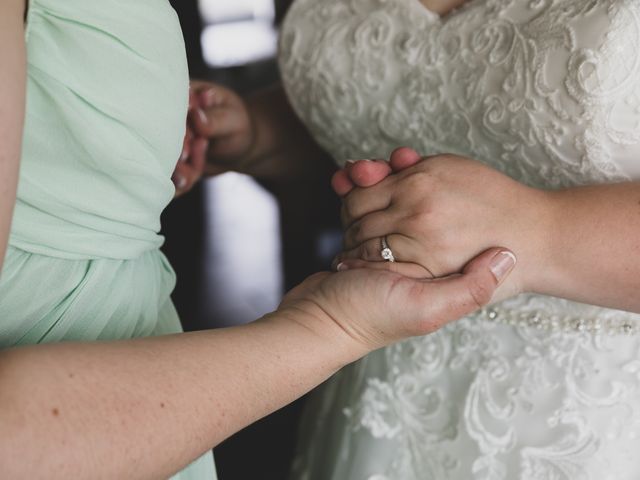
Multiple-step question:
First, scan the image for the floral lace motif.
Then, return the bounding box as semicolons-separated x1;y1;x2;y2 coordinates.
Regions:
280;0;640;479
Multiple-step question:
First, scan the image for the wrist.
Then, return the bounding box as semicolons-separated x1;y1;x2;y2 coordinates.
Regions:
265;301;371;369
518;188;564;295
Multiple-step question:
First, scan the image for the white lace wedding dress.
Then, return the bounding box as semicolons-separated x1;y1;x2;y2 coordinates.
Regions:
279;1;640;479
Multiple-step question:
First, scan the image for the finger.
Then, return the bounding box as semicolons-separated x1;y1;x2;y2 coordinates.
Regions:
346;159;392;187
190;136;208;173
336;259;433;279
172;142;206;197
342;182;393;227
189;87;197;110
172;169;188;195
389;147;421;172
337;234;414;264
189;106;246;139
343;209;399;250
198;88;220;109
410;248;517;334
180;128;194;163
331;169;355;197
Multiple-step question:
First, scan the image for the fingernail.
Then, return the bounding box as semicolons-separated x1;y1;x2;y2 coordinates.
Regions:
174;175;187;190
337;262;349;272
179;149;189;162
490;251;517;284
197;108;208;125
201;89;216;107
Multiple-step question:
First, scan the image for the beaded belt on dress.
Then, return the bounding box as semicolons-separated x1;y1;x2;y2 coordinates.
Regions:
480;306;639;336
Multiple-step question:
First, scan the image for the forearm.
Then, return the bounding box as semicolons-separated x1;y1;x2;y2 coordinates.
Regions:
0;0;26;271
0;308;357;479
221;85;331;182
531;182;640;312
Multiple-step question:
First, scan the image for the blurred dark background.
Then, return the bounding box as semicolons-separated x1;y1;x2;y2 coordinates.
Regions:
162;1;342;479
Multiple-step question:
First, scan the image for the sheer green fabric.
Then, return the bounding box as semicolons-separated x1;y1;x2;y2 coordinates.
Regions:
0;0;216;477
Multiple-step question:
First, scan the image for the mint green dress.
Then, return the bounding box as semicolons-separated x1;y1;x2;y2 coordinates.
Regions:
0;0;217;478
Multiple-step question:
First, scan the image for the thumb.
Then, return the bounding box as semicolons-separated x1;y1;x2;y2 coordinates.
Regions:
347;159;392;187
389;147;422;171
408;248;516;335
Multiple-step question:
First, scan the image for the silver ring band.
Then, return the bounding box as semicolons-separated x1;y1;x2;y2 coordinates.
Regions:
381;236;396;262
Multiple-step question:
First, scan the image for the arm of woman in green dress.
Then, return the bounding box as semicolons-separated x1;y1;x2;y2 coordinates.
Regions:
0;0;27;273
0;249;515;479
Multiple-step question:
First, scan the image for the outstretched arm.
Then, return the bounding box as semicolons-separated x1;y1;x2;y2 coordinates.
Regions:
0;248;514;479
0;0;27;272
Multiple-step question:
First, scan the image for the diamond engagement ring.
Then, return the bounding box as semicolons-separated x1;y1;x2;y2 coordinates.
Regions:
381;236;395;262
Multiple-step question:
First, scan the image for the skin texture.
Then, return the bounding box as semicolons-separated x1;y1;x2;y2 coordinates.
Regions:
334;148;640;314
0;0;26;274
1;4;515;478
0;250;513;479
418;0;468;15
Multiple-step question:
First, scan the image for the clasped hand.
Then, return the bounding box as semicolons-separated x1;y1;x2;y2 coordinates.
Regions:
334;148;553;300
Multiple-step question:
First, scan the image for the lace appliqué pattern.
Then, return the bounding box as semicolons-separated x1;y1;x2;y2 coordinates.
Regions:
280;0;640;188
280;1;640;479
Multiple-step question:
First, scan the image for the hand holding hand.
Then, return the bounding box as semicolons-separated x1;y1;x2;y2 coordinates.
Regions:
333;148;552;297
280;246;516;355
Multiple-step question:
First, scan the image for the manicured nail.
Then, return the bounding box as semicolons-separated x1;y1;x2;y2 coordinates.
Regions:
201;89;216;107
489;251;517;284
197;108;208;125
174;175;187;190
337;262;349;272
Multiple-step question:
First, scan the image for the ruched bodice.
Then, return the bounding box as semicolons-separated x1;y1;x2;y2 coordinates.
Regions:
16;0;189;259
0;2;215;477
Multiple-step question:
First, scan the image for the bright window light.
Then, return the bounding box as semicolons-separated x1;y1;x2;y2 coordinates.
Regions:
198;0;277;67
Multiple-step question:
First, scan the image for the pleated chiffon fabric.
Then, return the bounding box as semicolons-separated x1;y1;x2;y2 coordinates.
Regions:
0;1;216;477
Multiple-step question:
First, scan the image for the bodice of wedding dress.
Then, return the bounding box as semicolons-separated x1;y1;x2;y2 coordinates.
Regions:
280;0;640;187
279;1;640;479
279;0;640;327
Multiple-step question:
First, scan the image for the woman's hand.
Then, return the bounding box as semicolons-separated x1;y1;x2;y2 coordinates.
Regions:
172;81;257;196
279;246;516;355
188;80;256;172
334;149;553;297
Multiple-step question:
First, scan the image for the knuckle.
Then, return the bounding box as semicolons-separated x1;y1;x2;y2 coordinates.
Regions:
403;170;432;191
344;224;361;248
343;196;358;221
467;277;493;309
340;205;351;227
404;210;434;234
357;217;376;241
361;240;381;261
